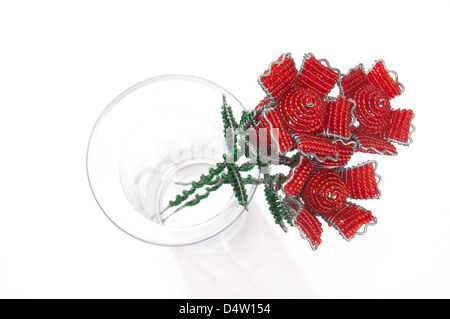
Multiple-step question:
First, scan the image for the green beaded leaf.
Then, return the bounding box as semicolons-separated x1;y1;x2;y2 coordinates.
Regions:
263;174;294;231
263;175;283;225
226;163;248;209
221;100;239;162
221;99;239;130
238;110;254;131
238;109;262;132
280;198;295;227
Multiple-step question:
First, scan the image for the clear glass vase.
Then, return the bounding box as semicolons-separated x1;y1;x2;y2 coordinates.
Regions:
87;75;259;248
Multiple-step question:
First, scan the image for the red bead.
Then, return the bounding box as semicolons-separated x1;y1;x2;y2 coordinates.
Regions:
284;157;314;196
322;203;375;240
293;204;323;248
304;169;348;215
253;98;294;154
366;60;403;99
295;133;340;162
353;85;391;134
259;53;298;103
337;161;380;200
382;108;414;145
352;127;398;156
298;54;340;97
339;64;367;98
279;86;326;133
324;95;355;139
319;140;354;167
264;107;295;153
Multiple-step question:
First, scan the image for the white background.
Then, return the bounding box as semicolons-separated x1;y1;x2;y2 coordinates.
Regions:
1;0;449;298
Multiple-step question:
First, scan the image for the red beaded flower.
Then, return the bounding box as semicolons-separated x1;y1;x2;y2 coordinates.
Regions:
253;53;415;250
339;61;415;153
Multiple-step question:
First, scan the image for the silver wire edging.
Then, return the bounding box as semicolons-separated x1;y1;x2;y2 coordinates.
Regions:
321;203;378;242
258;52;294;107
384;111;416;146
281;156;303;195
287;196;320;251
335;160;382;200
291;132;340;163
337;63;365;98
297;52;341;90
319;98;357;142
262;109;285;157
353;134;398;156
368;59;405;97
339;59;405;98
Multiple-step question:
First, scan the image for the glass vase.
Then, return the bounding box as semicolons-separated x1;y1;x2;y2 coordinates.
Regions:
87;74;259;248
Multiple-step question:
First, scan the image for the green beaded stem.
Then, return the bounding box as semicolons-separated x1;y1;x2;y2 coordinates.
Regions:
238;161;256;172
166;98;296;232
176;178;226;209
206;179;225;192
185;198;201;207
168;161;225;207
221;174;262;186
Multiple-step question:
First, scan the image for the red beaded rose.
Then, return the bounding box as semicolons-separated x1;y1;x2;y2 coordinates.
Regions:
253;52;415;249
